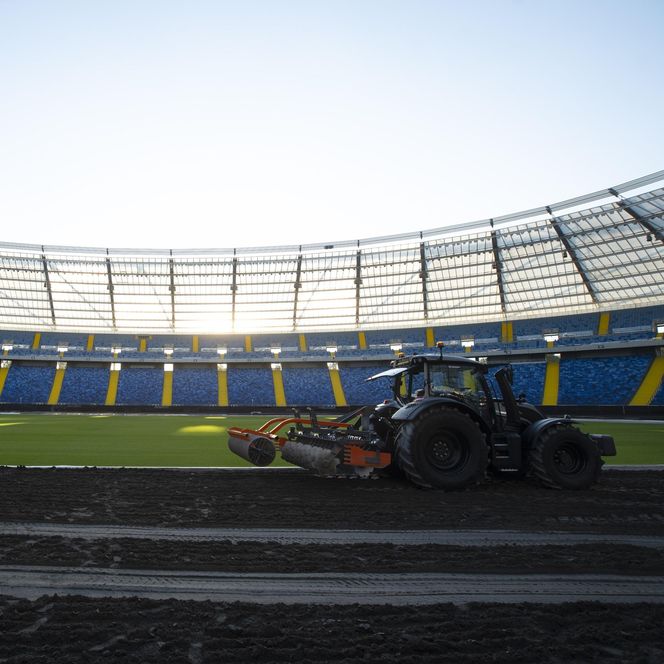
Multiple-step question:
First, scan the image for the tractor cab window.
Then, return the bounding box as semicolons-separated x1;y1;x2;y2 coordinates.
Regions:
396;366;425;403
428;364;488;412
408;367;426;399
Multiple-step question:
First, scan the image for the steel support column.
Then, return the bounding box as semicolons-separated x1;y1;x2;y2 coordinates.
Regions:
231;251;238;330
293;251;302;329
419;241;429;320
41;248;56;326
169;250;176;330
490;222;507;315
546;208;598;304
354;249;362;325
105;252;116;329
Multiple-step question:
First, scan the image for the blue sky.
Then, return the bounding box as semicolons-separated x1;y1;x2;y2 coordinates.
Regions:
1;0;663;250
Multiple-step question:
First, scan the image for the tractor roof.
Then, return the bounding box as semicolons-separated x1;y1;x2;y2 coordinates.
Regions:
367;354;485;381
400;353;483;368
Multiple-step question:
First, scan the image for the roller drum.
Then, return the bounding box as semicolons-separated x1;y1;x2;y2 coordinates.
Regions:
281;440;340;475
228;435;276;466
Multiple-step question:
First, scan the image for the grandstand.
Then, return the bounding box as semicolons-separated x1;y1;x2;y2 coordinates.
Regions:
0;171;663;415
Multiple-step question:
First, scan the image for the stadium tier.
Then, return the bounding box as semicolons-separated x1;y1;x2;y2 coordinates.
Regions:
1;303;662;359
0;349;662;409
0;172;663;410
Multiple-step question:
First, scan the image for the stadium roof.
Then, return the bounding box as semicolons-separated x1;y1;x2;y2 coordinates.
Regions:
1;171;663;334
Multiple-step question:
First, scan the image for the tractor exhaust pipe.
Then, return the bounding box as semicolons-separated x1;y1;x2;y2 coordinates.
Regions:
228;434;276;467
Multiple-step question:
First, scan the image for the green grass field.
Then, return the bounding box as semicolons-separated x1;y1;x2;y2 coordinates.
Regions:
0;413;662;467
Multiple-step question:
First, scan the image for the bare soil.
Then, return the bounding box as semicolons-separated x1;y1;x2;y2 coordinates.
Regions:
1;467;663;533
1;467;663;663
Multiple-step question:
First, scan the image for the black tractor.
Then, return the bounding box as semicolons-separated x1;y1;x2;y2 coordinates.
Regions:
228;352;616;490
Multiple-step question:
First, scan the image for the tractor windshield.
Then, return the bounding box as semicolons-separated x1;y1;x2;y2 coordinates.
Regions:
428;364;486;405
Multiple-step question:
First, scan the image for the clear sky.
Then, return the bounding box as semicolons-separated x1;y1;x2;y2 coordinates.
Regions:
1;0;663;250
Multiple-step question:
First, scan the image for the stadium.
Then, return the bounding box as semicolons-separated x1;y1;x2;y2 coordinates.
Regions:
2;171;664;661
2;0;664;657
1;169;663;420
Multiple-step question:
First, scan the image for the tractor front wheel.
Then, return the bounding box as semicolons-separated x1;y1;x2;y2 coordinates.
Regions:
396;406;488;490
529;425;602;490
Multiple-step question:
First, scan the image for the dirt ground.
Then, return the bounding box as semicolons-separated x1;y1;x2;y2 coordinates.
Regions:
1;467;663;663
1;466;663;533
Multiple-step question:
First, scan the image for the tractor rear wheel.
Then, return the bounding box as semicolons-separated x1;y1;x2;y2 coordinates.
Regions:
529;424;602;490
396;406;488;490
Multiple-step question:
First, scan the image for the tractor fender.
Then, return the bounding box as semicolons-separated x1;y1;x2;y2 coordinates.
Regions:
391;397;491;435
522;417;575;449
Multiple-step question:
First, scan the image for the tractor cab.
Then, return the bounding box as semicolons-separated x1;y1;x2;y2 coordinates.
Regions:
369;354;495;424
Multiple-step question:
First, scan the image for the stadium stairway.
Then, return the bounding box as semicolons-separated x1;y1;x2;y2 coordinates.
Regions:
162;370;173;407
271;365;287;407
105;368;120;406
327;363;347;407
542;355;560;406
47;365;66;405
217;367;229;407
630;354;664;406
0;363;9;398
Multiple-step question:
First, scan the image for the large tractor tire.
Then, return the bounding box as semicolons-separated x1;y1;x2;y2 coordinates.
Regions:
395;406;488;490
529;424;602;490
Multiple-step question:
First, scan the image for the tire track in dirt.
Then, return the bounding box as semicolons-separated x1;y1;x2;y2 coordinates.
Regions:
3;522;664;548
2;566;664;605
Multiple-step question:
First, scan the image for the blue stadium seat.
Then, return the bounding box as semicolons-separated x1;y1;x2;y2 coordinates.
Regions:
116;367;164;405
514;312;597;338
59;366;109;405
558;356;651;405
150;334;193;351
282;366;335;406
434;321;502;344
0;364;55;404
510;362;546;406
172;366;218;406
227;366;275;406
340;364;389;406
40;332;89;349
0;330;35;346
611;305;664;331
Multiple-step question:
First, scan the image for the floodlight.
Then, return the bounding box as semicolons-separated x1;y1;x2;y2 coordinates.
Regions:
164;363;174;372
327;362;339;371
271;362;282;370
217;363;228;371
